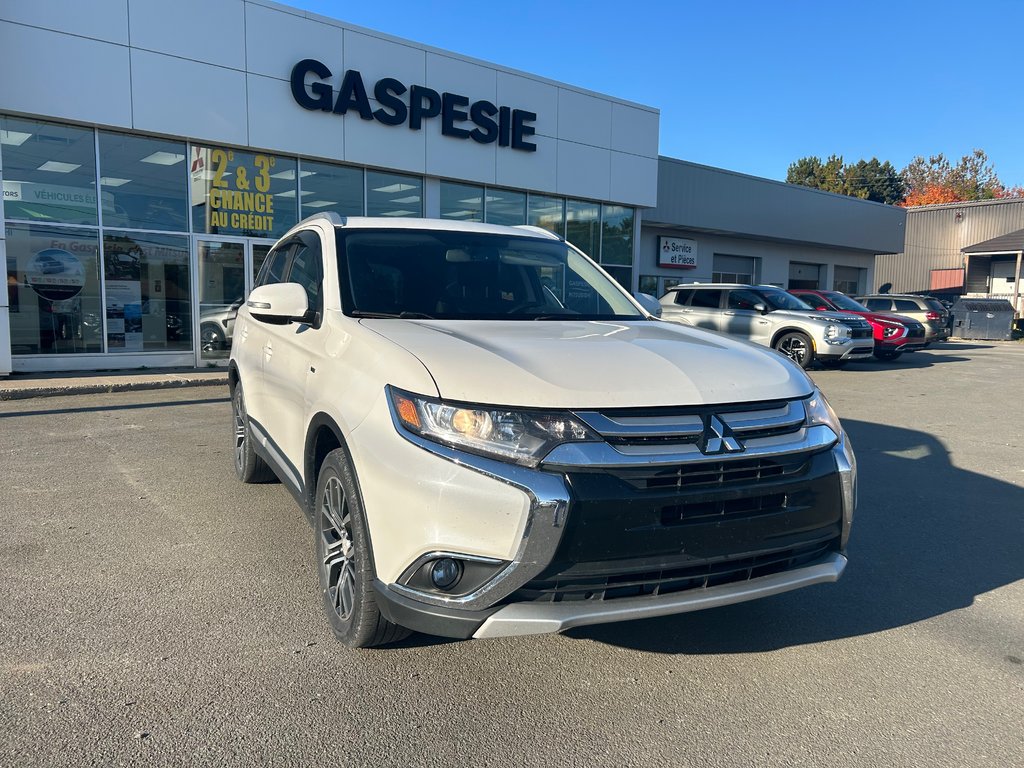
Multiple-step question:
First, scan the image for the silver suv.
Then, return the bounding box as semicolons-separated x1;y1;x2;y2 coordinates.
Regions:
660;284;875;369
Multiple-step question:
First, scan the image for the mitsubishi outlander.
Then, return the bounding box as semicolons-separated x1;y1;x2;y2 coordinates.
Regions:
229;214;856;647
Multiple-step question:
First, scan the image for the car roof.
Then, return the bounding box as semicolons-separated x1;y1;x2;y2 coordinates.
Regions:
289;212;562;241
665;283;757;291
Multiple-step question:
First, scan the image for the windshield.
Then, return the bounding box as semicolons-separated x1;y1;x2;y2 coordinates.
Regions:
335;229;644;321
824;292;870;312
754;287;813;311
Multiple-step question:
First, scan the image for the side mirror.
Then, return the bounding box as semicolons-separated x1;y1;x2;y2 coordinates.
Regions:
633;292;663;318
247;282;309;323
754;302;768;314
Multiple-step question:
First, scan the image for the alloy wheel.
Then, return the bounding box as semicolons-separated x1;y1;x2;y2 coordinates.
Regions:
320;476;356;622
233;389;246;472
779;335;808;364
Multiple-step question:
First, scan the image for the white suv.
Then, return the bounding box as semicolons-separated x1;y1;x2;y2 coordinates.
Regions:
229;214;856;647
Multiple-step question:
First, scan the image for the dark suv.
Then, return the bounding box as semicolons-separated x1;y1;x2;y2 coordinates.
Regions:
855;294;951;345
790;290;927;361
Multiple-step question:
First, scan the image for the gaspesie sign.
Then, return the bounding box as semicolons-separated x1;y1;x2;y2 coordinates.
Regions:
658;236;699;269
290;59;538;152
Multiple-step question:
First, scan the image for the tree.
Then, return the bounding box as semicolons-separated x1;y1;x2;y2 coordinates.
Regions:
787;155;905;204
900;149;1005;205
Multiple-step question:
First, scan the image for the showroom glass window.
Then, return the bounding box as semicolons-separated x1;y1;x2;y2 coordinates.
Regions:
2;116;98;225
440;181;483;221
366;171;423;217
299;160;363;219
528;195;565;236
599;204;634;289
4;224;103;355
485;189;526;226
190;145;298;238
102;231;191;352
565;200;600;257
97;132;188;231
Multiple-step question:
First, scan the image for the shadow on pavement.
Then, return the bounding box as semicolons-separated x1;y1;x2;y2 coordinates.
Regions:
0;396;229;419
566;417;1024;653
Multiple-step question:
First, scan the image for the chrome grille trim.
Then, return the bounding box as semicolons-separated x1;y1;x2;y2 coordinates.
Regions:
574;411;703;438
541;424;839;468
719;400;805;433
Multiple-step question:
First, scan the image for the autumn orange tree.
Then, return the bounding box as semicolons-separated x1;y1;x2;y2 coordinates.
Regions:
899;149;1020;206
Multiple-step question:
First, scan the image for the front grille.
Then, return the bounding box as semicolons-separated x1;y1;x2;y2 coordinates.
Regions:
907;325;926;338
610;453;811;492
850;328;873;339
511;538;838;603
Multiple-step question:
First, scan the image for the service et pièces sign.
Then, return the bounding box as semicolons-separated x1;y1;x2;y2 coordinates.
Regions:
658;237;698;269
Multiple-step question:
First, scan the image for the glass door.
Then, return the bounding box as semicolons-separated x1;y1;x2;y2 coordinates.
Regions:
194;237;274;364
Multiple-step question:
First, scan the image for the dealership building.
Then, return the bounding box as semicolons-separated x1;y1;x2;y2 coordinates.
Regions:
0;0;904;376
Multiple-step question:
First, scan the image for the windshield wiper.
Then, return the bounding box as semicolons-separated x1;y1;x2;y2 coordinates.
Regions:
350;311;435;319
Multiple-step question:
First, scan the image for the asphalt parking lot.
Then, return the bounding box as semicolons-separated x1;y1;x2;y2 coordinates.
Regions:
1;342;1022;767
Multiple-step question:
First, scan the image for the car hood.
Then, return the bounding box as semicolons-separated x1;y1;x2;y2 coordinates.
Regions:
857;311;921;326
360;319;813;409
771;309;866;323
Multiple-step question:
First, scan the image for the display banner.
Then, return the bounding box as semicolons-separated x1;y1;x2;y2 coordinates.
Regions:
190;146;298;238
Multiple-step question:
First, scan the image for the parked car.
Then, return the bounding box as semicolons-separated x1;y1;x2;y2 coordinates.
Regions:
789;289;927;361
199;300;242;352
855;294;951;345
659;283;874;369
228;215;856;647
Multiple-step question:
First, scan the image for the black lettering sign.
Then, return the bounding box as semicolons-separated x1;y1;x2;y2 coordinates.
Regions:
290;59;538;152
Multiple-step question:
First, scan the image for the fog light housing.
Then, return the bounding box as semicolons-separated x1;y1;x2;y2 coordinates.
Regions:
429;558;463;590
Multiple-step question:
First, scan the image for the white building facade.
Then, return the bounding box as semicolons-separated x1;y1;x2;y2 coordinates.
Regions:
0;0;659;373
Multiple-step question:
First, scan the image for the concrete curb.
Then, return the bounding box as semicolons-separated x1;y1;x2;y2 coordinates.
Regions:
0;375;229;401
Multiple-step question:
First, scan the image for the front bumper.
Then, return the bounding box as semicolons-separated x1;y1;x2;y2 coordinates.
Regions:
377;402;858;639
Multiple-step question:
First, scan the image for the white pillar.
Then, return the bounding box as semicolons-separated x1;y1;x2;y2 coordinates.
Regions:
1013;250;1023;318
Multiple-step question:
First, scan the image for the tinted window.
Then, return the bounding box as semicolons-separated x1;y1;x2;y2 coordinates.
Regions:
753;287;810;311
337;229;642;321
98;131;188;231
864;298;892;311
673;289;693;305
287;234;323;315
728;289;763;310
690;289;722;309
894;299;920;311
257;244;292;287
925;299;947;313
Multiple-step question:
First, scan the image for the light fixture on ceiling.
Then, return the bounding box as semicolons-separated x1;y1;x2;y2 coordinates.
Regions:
379;209;416;216
391;195;421;204
303;200;338;209
99;177;132;187
37;161;81;173
140;151;186;165
0;130;32;146
269;169;316;180
372;183;416;193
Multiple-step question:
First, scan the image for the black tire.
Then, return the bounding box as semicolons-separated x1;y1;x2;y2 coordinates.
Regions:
232;382;277;484
774;331;815;370
315;448;410;648
873;349;903;362
818;359;848;369
201;323;225;353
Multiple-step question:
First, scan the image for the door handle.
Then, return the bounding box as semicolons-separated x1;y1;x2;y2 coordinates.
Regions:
724;311;736;316
680;308;694;313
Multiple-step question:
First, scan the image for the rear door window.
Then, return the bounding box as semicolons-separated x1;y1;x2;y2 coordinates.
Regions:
864;298;893;311
894;299;920;312
690;289;723;309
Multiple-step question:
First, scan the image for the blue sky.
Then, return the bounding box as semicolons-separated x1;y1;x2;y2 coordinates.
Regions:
290;0;1024;189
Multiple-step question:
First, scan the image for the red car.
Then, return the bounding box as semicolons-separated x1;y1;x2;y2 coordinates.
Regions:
789;289;928;361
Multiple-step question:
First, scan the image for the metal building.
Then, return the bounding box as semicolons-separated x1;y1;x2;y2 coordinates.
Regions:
638;158;906;297
874;198;1024;314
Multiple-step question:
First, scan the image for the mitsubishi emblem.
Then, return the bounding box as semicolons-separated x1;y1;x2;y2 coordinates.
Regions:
699;415;744;455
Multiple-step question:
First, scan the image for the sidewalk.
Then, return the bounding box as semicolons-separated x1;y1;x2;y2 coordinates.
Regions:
0;367;229;400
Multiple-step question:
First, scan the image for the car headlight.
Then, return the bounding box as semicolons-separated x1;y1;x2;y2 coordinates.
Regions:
389;388;599;467
805;387;843;440
822;323;851;340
